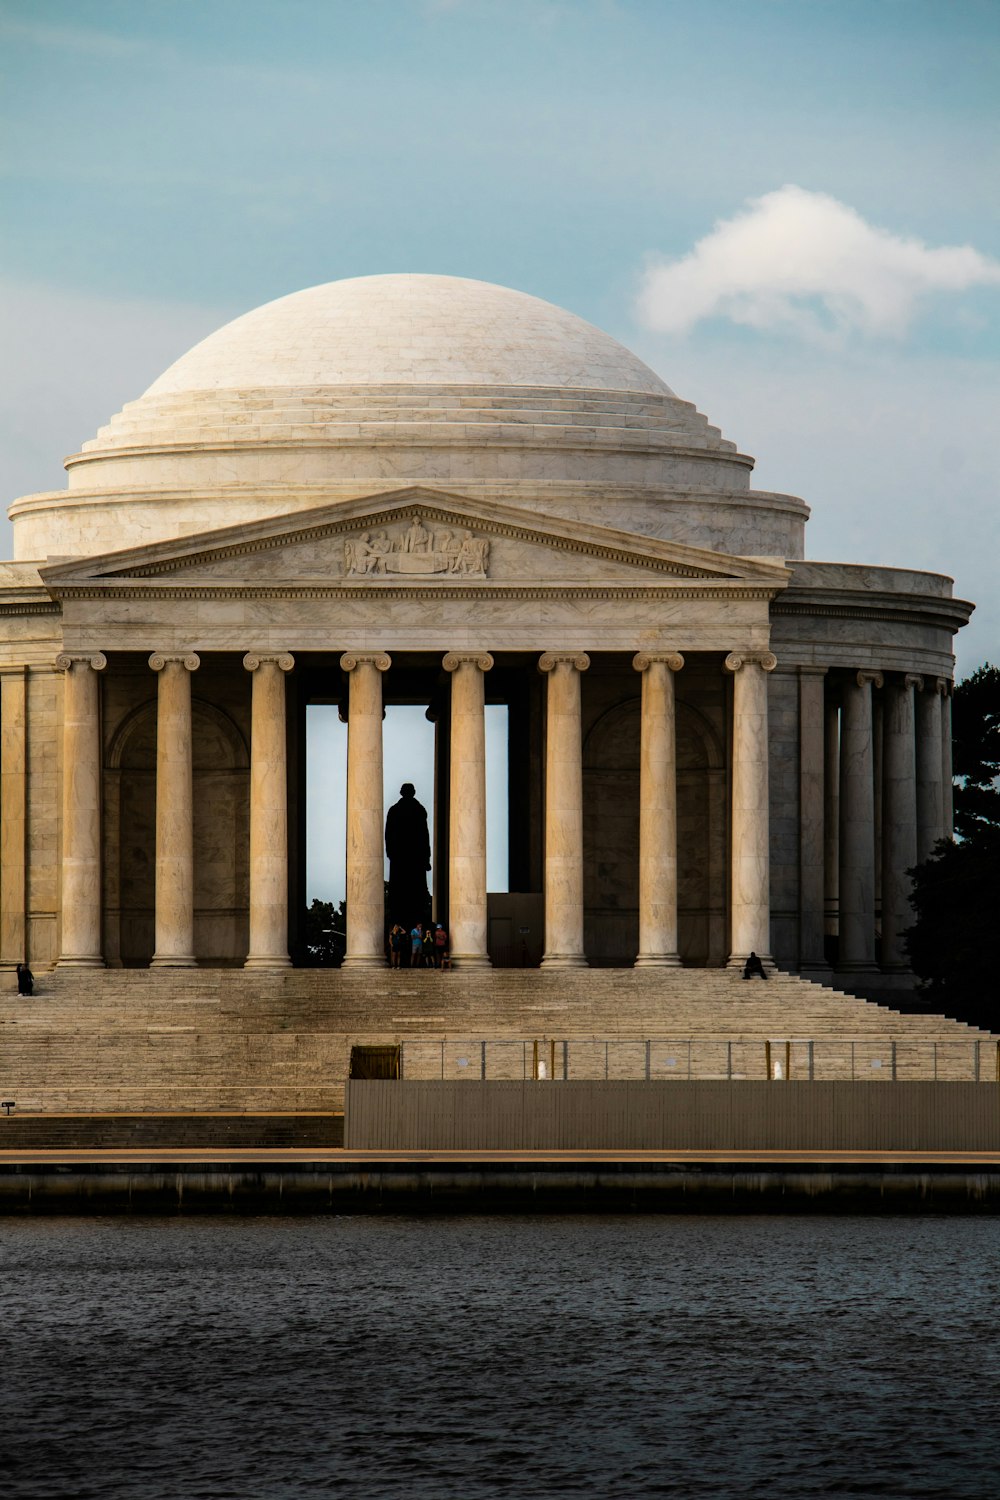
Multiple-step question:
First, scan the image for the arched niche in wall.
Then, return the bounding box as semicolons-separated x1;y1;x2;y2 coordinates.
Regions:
103;699;250;967
582;695;726;966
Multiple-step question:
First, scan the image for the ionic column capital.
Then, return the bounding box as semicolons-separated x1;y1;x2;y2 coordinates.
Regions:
149;652;200;673
633;652;684;673
724;650;777;674
56;652;107;673
855;669;883;689
443;651;494;673
243;651;295;673
904;673;925;692
340;651;391;673
932;676;950;696
538;651;590;674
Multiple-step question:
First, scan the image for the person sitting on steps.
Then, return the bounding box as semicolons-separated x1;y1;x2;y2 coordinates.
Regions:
742;951;768;980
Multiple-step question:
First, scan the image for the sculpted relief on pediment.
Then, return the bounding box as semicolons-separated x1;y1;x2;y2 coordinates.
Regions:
344;518;490;578
46;493;788;592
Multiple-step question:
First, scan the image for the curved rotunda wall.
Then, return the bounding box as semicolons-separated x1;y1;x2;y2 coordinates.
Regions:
9;274;808;560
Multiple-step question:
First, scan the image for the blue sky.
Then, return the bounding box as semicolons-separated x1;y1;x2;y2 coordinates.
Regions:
2;0;999;899
4;0;999;321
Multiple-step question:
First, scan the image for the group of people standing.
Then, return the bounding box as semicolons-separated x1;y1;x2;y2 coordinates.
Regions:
389;921;450;969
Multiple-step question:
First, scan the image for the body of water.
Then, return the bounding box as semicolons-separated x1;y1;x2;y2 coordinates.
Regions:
1;1214;998;1498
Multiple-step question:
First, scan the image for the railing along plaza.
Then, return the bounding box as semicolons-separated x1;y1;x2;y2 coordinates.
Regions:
397;1038;1000;1084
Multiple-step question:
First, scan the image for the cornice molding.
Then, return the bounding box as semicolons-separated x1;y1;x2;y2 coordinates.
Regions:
772;591;973;633
50;582;781;605
65;436;756;469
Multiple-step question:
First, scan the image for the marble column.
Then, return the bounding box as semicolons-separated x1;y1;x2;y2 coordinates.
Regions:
632;652;684;967
915;678;945;862
340;651;390;968
941;682;954;838
838;669;882;972
539;652;590;969
443;651;494;967
149;652;200;967
55;651;107;967
798;666;828;972
0;667;29;967
724;651;777;967
243;652;294;969
823;698;840;942
881;674;919;972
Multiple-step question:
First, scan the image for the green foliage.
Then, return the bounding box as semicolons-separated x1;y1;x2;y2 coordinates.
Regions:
903;827;1000;1027
904;664;1000;1027
302;898;346;966
952;663;1000;837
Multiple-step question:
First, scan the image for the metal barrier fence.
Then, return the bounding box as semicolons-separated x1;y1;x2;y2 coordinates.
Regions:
345;1079;1000;1152
398;1037;1000;1084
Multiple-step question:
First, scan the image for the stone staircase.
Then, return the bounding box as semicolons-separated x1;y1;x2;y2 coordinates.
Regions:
0;967;993;1114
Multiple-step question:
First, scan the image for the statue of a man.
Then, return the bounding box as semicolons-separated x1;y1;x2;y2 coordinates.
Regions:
384;783;431;929
403;517;430;554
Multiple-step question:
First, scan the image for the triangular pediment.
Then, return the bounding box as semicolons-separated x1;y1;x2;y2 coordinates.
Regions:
40;486;789;594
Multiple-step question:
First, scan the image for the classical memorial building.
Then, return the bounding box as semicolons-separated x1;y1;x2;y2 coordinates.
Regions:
0;274;971;997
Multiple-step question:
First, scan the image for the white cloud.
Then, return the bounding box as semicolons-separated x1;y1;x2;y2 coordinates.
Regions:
636;185;1000;341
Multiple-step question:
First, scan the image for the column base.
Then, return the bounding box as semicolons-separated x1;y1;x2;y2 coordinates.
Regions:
150;955;198;968
449;953;492;969
56;955;105;969
244;954;292;970
541;954;589;969
835;961;880;975
341;955;387;970
634;953;682;968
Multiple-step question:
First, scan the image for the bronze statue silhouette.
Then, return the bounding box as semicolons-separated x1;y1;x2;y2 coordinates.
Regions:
385;783;431;930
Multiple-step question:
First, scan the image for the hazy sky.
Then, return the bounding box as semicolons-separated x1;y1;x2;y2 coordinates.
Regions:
2;0;999;898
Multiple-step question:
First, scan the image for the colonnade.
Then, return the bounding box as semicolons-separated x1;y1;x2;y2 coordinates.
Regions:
811;669;952;974
56;650;294;970
54;644;779;971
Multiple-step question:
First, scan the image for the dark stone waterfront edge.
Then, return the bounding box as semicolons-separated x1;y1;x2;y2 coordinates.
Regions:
2;1161;1000;1214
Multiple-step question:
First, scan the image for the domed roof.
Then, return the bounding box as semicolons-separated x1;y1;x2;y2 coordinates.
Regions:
22;271;778;565
143;274;674;398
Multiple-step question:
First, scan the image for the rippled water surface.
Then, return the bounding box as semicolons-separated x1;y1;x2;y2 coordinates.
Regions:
2;1215;998;1498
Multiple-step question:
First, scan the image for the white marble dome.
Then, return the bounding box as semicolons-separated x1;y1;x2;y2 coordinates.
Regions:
143;275;675;397
11;274;809;561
